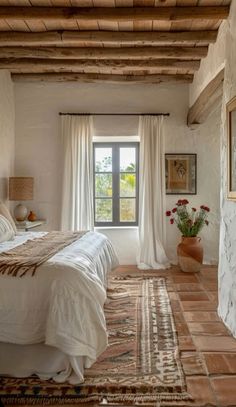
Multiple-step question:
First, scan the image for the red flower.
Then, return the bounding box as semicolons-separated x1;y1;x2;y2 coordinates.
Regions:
182;199;189;205
172;208;177;213
170;218;174;225
200;205;210;212
192;207;197;212
166;211;171;217
176;199;183;206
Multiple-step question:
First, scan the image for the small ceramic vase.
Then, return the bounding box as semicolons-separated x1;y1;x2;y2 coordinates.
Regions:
28;211;37;222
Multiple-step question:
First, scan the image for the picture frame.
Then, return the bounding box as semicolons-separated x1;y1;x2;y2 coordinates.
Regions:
165;154;197;195
227;96;236;200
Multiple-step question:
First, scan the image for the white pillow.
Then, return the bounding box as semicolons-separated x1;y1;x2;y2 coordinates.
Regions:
0;214;15;243
0;201;17;233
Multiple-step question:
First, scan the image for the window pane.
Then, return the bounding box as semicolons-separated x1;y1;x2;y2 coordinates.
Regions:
120;148;136;172
95;199;112;222
120;198;136;222
95;174;112;197
95;148;112;172
120;173;136;197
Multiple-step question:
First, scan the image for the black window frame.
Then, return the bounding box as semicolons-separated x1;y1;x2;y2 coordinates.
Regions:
93;142;139;227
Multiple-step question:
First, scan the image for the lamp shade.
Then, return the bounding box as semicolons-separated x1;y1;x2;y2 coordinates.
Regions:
9;177;34;201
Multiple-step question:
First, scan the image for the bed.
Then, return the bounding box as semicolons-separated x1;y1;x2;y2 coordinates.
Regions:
0;228;118;384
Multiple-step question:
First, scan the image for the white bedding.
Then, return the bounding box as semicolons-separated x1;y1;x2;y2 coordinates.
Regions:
0;231;118;382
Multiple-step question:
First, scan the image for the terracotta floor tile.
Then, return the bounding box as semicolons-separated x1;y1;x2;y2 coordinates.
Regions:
187;322;229;336
184;311;221;322
207;291;218;302
168;292;179;301
204;353;236;374
181;352;207;375
174;283;205;292
181;301;217;311
173;312;186;323
201;282;218;291
193;336;236;352
174;283;204;292
198;268;218;279
175;322;190;336
186;376;217;406
179;292;209;301
171;274;199;283
178;336;196;351
170;299;182;311
211;376;236;406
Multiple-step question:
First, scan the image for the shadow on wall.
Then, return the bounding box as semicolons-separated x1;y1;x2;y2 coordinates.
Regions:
0;178;8;201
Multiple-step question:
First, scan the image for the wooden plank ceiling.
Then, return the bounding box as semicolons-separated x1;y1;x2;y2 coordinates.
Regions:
0;0;231;83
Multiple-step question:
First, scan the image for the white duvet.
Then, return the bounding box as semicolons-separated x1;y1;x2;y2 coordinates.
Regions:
0;231;118;371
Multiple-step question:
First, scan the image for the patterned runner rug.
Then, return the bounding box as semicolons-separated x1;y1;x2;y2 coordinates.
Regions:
0;275;191;406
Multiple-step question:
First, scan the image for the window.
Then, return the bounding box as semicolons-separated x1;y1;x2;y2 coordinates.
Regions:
93;142;139;226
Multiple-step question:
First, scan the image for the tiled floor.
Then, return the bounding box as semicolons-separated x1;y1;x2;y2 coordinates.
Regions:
113;265;236;407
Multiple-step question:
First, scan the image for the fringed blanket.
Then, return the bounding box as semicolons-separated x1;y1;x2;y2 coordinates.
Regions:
0;231;87;277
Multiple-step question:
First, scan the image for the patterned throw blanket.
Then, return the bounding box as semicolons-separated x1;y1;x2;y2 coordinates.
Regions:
0;231;87;277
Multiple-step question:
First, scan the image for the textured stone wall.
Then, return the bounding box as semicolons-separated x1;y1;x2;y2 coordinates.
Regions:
218;1;236;337
0;70;15;202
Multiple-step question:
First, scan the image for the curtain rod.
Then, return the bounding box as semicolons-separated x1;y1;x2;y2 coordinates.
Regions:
59;112;170;117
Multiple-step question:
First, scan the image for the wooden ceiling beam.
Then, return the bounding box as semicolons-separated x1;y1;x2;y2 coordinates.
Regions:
187;68;224;126
0;30;218;47
0;58;200;72
11;72;193;84
0;6;229;22
0;46;208;60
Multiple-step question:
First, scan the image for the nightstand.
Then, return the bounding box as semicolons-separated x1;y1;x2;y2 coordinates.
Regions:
16;220;46;231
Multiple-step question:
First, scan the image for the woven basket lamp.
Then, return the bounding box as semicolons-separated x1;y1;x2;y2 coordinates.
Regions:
9;177;34;221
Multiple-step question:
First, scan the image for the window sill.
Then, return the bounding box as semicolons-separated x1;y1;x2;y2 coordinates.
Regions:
95;226;139;230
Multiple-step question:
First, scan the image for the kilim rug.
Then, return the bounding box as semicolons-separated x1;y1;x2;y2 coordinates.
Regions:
0;275;191;406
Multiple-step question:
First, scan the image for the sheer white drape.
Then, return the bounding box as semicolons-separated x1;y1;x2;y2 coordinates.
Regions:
138;115;170;270
61;115;94;231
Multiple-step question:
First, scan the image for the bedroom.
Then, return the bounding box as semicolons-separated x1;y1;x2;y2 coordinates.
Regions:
0;1;236;406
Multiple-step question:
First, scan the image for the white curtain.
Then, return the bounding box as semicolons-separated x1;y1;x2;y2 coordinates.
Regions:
61;115;94;231
138;115;170;270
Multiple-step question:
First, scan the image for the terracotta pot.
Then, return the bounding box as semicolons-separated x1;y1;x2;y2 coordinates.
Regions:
28;211;37;222
177;236;203;273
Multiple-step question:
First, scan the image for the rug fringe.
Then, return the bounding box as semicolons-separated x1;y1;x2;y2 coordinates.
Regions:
1;392;192;406
1;395;102;405
104;391;192;403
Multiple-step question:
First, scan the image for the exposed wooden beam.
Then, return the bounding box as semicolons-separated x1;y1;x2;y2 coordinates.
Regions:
0;30;218;47
0;6;229;21
11;72;193;84
187;68;224;126
0;58;199;72
0;46;208;60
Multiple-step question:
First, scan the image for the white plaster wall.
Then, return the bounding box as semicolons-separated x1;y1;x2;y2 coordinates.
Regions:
189;21;227;106
217;1;236;337
0;70;15;202
165;104;221;265
14;81;220;265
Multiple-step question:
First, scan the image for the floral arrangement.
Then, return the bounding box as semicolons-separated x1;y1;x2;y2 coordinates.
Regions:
166;199;210;237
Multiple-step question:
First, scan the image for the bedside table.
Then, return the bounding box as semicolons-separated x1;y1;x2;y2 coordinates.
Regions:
16;220;46;231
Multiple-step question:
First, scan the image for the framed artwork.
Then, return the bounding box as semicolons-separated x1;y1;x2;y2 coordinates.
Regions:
165;154;197;195
227;96;236;200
